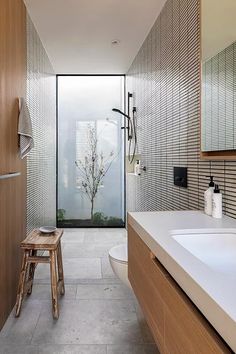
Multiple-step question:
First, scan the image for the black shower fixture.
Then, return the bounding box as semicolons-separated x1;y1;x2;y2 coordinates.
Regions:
112;91;137;164
112;108;132;140
112;108;131;121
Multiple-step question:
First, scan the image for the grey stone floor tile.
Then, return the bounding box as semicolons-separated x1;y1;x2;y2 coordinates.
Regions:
65;228;100;233
0;341;38;354
62;232;85;243
107;344;159;354
0;301;42;345
34;263;52;280
35;258;102;280
63;258;102;279
98;228;126;234
101;256;117;279
32;300;143;345
64;228;95;233
34;277;122;285
27;284;77;301
38;344;106;353
84;230;127;243
63;243;122;259
76;284;134;300
86;228;126;234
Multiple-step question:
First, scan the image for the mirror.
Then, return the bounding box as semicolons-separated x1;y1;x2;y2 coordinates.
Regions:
201;0;236;153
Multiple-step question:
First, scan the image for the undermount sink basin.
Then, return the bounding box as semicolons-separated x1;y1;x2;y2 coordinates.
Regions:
171;230;236;275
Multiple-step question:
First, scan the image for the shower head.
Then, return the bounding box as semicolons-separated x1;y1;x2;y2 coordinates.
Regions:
112;108;132;140
112;108;131;121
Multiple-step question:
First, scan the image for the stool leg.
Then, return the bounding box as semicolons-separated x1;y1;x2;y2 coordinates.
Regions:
50;250;59;319
27;250;37;295
15;250;29;317
57;241;65;295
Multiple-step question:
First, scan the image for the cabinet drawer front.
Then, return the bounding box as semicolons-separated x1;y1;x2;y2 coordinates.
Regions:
162;268;232;354
128;225;232;354
128;225;165;351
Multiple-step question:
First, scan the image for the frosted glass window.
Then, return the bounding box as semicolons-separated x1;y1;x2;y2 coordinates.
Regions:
57;76;125;227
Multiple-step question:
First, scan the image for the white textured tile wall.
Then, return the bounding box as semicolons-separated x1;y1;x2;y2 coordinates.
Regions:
126;0;236;220
26;14;56;233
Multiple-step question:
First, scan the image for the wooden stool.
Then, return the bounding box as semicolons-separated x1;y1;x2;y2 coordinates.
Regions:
15;228;64;319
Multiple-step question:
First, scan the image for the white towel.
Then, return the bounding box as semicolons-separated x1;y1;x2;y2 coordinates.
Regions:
18;97;34;159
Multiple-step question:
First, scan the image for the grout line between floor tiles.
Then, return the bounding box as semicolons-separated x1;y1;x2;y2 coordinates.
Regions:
28;303;43;345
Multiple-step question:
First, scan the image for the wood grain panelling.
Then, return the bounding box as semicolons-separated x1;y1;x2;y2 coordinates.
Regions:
128;226;233;353
0;0;27;329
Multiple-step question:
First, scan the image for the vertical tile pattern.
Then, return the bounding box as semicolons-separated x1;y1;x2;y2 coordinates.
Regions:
126;0;236;220
26;15;56;233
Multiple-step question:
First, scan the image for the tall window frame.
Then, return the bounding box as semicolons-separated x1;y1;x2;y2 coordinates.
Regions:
56;74;126;228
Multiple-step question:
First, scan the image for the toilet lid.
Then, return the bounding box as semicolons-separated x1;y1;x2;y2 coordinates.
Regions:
109;244;128;264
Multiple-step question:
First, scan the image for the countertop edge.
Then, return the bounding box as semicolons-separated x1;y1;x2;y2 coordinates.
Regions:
127;211;236;352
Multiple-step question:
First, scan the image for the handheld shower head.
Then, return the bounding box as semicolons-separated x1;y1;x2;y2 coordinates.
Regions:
112;108;131;120
112;108;132;140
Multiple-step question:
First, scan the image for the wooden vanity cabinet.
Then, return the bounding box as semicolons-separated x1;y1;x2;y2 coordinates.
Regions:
128;225;233;354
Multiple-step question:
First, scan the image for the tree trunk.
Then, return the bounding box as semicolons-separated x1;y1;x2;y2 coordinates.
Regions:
91;199;94;220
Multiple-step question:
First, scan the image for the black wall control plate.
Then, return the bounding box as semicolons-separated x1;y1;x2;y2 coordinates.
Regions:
173;167;187;188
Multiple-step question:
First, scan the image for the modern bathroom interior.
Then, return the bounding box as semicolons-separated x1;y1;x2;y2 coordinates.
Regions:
1;0;236;353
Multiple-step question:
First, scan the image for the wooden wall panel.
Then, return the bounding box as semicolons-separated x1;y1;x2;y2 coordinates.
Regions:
0;0;27;329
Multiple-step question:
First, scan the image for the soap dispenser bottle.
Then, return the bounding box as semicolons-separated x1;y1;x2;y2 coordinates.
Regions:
204;176;214;216
212;184;222;219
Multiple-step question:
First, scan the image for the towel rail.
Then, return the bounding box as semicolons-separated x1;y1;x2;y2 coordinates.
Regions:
0;172;21;180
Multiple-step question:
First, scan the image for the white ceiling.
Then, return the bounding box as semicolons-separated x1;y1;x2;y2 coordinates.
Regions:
24;0;166;74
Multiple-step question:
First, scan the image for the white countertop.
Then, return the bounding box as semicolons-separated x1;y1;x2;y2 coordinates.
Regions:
128;210;236;352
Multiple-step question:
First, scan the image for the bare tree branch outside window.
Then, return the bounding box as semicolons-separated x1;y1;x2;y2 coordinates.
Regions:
75;124;116;220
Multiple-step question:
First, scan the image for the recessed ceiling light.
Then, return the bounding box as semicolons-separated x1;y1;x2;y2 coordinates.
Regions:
111;39;120;45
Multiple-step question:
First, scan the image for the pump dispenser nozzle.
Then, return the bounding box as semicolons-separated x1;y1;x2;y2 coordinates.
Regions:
212;184;222;218
206;176;214;187
204;176;215;216
214;184;220;193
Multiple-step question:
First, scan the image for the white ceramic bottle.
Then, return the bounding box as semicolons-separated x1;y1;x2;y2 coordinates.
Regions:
212;184;222;219
204;176;214;216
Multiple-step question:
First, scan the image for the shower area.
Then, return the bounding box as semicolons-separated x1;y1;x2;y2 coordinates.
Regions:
57;75;125;227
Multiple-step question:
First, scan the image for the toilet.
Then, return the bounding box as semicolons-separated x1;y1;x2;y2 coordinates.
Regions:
108;243;131;288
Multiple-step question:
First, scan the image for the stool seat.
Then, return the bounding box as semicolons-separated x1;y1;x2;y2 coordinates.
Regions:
21;228;63;250
15;228;64;319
